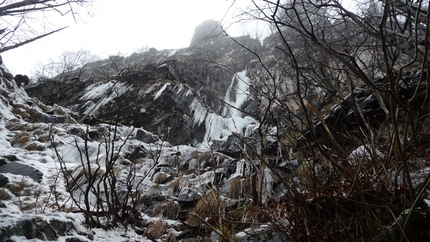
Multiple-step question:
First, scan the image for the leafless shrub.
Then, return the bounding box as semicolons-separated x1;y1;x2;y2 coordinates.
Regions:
51;123;163;229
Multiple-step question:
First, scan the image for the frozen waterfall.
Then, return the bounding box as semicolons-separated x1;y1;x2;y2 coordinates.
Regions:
190;70;258;148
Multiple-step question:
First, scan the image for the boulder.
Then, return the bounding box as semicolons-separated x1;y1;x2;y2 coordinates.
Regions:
41;114;67;123
0;162;43;183
135;129;159;144
0;216;75;241
0;174;8;188
211;134;262;158
177;187;201;205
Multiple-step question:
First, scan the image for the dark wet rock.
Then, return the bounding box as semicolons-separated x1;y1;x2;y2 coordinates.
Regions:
3;155;19;162
135;128;159;143
134;226;145;235
0;162;43;183
126;144;152;160
66;127;86;139
65;238;86;242
305;87;386;149
40;114;67;123
48;218;76;237
140;189;167;215
0;216;75;241
77;231;95;240
177;187;201;205
273;159;299;178
0;174;8;188
306;70;429;149
0;201;6;208
211;134;261;158
25;79;88;107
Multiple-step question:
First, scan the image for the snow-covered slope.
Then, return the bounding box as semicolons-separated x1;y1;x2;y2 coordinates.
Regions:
0;56;283;241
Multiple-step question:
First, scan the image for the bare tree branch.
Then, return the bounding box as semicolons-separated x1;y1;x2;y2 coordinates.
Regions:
0;26;67;53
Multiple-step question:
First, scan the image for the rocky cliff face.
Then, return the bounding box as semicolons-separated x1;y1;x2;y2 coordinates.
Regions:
26;35;263;147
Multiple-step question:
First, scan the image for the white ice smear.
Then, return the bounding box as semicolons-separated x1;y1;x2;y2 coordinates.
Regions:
154;82;171;100
80;81;128;115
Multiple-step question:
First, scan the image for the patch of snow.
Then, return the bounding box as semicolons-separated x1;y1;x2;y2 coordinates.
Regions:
0;123;11;149
60;139;107;164
0;100;13;120
349;144;384;163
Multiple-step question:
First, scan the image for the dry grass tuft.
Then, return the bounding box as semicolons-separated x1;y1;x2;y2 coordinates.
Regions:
26;108;43;122
5;120;27;131
168;177;181;195
20;202;36;212
153;172;169;184
11;132;31;146
186;193;224;227
243;176;253;197
153;200;181;219
24;142;45;151
228;177;242;199
5;180;35;197
0;189;11;200
164;231;177;242
145;219;168;240
240;206;271;226
11;107;30;119
190;151;212;162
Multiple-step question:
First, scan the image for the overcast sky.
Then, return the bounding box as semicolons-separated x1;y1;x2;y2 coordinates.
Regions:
2;0;245;77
